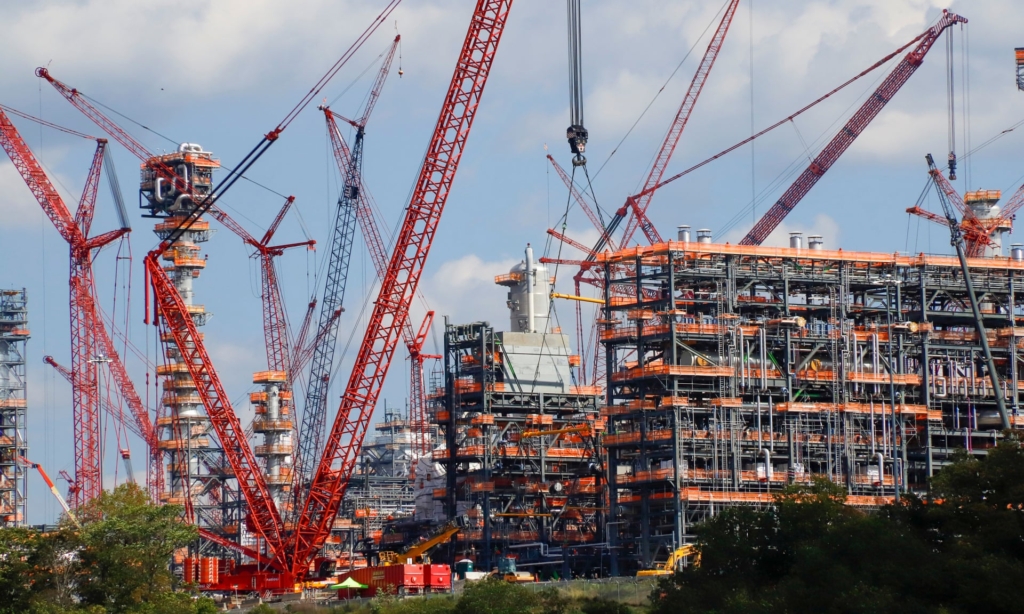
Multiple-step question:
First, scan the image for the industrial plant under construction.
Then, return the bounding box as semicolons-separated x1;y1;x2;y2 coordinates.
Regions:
2;0;1024;600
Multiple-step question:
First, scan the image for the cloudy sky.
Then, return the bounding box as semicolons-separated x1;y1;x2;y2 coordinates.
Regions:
2;0;1023;523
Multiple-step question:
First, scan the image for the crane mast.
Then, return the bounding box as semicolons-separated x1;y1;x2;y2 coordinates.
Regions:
0;110;151;506
297;35;400;486
925;153;1009;430
288;0;515;575
740;11;967;246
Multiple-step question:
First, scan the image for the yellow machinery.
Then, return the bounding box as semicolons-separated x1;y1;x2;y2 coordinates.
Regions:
490;557;535;583
378;521;460;566
636;544;699;577
520;424;591;439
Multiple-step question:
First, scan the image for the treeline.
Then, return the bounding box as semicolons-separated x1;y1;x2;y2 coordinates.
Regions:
0;484;213;614
650;437;1024;613
6;438;1024;614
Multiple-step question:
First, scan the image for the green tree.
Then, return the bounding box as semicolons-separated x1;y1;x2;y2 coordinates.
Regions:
0;527;38;613
454;579;538;614
650;446;1024;614
72;483;196;612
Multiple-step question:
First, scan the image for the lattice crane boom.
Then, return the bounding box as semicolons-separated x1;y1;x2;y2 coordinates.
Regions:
145;252;287;564
925;153;1009;429
296;38;400;485
741;11;967;246
287;0;515;575
619;0;741;247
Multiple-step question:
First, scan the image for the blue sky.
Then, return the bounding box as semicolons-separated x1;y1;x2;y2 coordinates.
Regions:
2;0;1023;523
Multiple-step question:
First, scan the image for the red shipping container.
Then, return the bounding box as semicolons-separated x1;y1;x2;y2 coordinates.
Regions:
423;564;452;592
338;564;428;598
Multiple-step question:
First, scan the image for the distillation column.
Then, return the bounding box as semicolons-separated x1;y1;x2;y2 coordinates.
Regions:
145;144;239;537
0;289;29;527
251;371;293;511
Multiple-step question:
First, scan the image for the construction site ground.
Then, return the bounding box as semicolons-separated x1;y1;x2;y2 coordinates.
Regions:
230;577;657;612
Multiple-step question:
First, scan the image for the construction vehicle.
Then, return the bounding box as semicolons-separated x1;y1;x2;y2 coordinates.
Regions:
378;521;460;566
636;544;699;577
19;457;81;529
490;557;535;583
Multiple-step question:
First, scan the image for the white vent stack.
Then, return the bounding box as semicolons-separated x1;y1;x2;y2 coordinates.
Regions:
789;232;803;250
499;243;551;333
697;229;712;244
1013;244;1024;262
808;235;824;250
677;225;691;243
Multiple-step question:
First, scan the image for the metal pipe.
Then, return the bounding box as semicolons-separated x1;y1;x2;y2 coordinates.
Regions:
525;243;535;333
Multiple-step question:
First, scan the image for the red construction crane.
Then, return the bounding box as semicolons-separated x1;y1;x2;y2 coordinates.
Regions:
908;170;1024;258
741;11;967;246
407;311;441;455
618;0;741;247
546;154;615;250
287;0;515;576
297;35;401;484
0;108;162;506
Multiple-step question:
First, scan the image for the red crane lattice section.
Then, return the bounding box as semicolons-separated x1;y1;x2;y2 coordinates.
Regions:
741;11;967;246
287;0;516;574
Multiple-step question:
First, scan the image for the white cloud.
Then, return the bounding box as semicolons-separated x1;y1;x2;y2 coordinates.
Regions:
422;254;518;329
0;161;44;228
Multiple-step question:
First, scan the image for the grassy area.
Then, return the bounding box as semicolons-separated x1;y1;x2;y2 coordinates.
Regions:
265;577;655;613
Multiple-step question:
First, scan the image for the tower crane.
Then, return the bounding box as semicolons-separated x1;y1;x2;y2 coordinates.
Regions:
36;71;311;377
740;11;967;246
408;311;441;455
288;0;515;576
907;179;1024;258
0;108;161;505
297;34;401;486
925;154;1010;430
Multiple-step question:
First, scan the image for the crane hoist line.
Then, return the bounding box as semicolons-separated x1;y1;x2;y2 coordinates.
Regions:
579;0;740;265
566;0;587;165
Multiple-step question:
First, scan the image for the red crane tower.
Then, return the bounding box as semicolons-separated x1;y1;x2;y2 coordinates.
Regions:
407;311;441;455
740;11;967;246
907;174;1024;258
0;109;156;505
288;0;516;575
